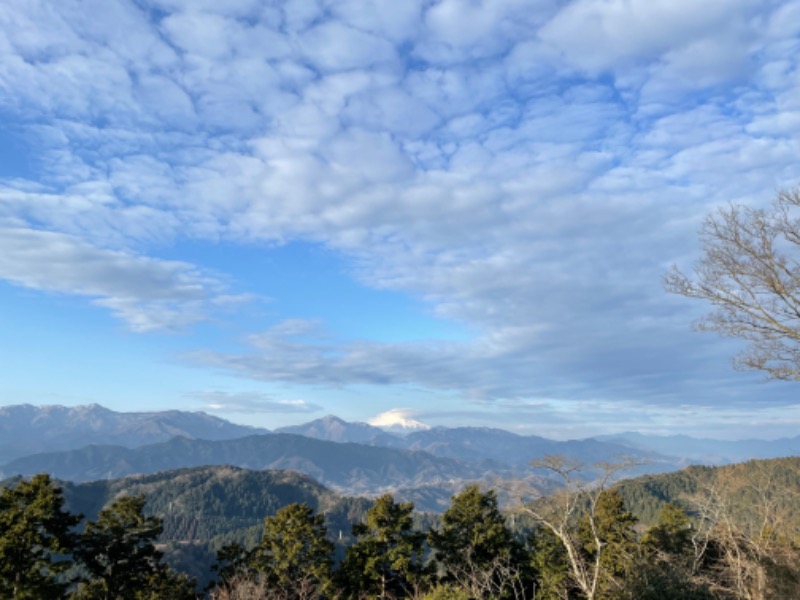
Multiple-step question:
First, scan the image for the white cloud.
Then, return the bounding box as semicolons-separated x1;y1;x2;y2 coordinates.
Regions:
0;227;244;331
1;0;799;425
330;0;423;43
160;11;238;60
416;0;554;63
299;21;397;72
190;390;322;414
538;0;760;76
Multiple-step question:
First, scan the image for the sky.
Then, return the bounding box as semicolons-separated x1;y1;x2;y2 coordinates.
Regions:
1;0;800;440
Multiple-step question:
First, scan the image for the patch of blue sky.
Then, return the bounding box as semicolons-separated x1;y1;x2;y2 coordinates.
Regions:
161;239;472;344
0;122;36;180
0;279;245;411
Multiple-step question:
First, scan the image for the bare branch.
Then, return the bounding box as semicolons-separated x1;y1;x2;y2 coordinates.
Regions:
665;190;800;380
509;456;637;600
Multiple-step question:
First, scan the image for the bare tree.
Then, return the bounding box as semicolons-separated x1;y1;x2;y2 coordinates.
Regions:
437;552;529;600
686;459;800;600
665;189;800;379
209;572;271;600
510;456;637;600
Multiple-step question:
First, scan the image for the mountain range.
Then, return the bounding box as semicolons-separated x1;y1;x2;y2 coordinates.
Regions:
1;404;798;507
0;403;267;464
595;431;800;464
280;414;800;466
1;433;496;504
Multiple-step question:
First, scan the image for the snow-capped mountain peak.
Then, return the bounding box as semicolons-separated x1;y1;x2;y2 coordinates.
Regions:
368;408;430;434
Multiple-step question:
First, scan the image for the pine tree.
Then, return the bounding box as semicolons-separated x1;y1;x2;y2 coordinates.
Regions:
0;474;81;599
429;485;528;598
530;527;571;600
642;502;692;558
251;502;334;599
72;495;195;599
339;494;429;599
576;490;638;598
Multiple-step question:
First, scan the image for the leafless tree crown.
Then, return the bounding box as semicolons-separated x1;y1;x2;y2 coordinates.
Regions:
665;189;800;379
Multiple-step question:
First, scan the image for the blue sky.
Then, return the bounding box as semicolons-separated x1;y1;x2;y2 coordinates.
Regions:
1;0;800;439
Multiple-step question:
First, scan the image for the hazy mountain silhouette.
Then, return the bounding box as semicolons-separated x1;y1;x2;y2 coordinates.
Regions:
0;403;267;463
0;433;494;496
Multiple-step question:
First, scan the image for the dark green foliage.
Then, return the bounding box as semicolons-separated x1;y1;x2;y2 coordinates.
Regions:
0;473;81;599
614;459;800;600
65;467;336;543
430;485;529;598
161;542;218;592
613;467;709;527
431;485;515;573
72;495;196;600
339;494;430;599
2;459;799;600
641;502;692;557
614;458;800;533
63;466;371;587
617;560;714;600
129;569;197;600
211;542;254;588
251;503;334;598
421;583;472;599
530;527;572;600
577;490;638;598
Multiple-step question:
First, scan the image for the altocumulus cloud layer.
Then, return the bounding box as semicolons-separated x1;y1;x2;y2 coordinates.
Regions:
1;0;800;435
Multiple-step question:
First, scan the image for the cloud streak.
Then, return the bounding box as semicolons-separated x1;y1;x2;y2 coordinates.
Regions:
0;227;246;331
189;390;322;415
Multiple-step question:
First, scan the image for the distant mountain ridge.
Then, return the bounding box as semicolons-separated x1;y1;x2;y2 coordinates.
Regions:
274;416;672;470
281;415;800;467
0;433;497;500
276;415;402;446
3;404;799;499
594;431;800;465
0;403;268;464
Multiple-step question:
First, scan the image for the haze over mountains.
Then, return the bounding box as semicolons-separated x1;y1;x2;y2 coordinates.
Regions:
275;413;800;467
596;431;800;465
0;403;267;464
2;405;799;509
2;434;493;502
278;415;662;468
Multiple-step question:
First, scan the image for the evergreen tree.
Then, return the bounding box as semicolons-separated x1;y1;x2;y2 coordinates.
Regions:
339;494;429;599
618;560;714;600
576;490;638;598
250;502;334;599
642;502;692;558
210;542;254;590
530;527;571;600
0;473;81;599
429;485;528;598
72;495;195;600
519;456;638;600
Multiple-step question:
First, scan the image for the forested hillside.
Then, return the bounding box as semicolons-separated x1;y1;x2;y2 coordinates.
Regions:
64;466;371;546
2;456;798;599
615;456;800;527
84;466;373;587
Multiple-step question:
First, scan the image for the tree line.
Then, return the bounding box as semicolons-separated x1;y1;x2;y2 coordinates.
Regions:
2;458;799;600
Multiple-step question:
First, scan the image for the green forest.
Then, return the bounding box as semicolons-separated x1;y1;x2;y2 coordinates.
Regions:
1;457;799;599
